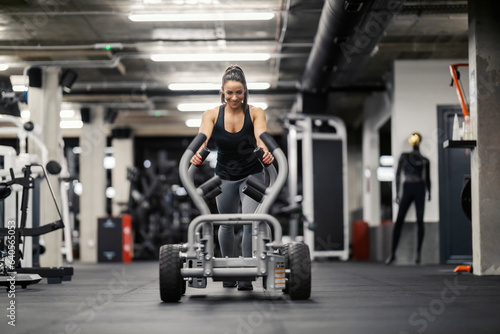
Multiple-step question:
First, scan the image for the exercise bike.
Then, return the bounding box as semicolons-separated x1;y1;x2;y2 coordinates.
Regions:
159;132;311;302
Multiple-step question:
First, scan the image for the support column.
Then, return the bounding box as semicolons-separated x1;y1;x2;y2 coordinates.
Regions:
362;92;391;227
468;0;500;275
28;66;63;267
111;127;133;216
79;107;107;263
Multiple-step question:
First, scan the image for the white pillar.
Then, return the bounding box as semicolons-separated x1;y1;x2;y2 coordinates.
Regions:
362;92;391;227
28;66;64;267
79;107;107;263
111;129;133;216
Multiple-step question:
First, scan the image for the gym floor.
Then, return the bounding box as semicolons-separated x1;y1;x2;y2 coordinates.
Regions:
1;260;500;334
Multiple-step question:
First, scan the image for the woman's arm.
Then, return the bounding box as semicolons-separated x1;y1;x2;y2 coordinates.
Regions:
190;108;217;165
250;105;274;165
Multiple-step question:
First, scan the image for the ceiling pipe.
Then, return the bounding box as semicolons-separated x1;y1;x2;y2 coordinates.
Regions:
271;0;292;87
300;0;373;93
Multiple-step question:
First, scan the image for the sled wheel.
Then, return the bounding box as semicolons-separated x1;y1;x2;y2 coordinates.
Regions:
282;244;290;294
159;244;183;302
287;242;311;300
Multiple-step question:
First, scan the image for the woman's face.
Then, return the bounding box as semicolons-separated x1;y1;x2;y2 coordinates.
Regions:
222;80;245;109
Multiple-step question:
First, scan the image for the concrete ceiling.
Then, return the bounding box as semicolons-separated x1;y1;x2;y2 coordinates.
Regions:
0;0;468;137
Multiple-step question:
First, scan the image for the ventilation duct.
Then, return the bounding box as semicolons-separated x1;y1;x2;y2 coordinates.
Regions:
301;0;373;93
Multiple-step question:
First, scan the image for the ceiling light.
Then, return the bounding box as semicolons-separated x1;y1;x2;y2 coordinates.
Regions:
60;109;75;118
248;82;271;90
12;85;28;92
178;102;268;112
185;118;202;127
151;53;270;62
168;82;270;91
169;83;220;91
178;103;219;112
379;155;394;167
60;120;83;129
21;110;30;119
129;12;275;22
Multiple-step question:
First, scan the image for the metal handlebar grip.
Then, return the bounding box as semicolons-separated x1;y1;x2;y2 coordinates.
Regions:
196;147;211;166
253;147;271;166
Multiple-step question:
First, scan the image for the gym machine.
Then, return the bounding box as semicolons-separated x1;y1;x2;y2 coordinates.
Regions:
0;116;73;287
284;114;349;260
159;133;311;302
0;161;73;287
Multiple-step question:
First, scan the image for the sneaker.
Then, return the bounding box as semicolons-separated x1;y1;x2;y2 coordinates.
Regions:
237;281;253;291
223;281;237;288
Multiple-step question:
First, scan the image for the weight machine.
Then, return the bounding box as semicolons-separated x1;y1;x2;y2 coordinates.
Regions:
284;114;349;260
0;115;73;287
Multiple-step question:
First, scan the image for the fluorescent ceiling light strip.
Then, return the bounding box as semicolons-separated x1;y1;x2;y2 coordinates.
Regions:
185;118;202;128
129;12;275;22
60;120;83;129
168;82;270;91
178;103;219;112
60;109;75;118
248;82;271;90
169;83;220;91
12;85;28;92
151;53;270;62
178;102;268;112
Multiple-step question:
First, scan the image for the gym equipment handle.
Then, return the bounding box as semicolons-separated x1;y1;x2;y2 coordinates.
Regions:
242;184;264;203
198;175;222;195
187;133;207;153
198;147;210;163
246;174;267;194
254;147;271;166
259;132;279;153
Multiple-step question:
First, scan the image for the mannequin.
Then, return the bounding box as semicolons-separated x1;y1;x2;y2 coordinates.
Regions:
386;132;431;265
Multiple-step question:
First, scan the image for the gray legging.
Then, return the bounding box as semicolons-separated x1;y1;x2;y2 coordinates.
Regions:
216;171;265;258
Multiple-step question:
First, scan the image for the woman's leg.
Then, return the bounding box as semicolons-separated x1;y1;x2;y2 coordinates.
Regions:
237;172;265;290
216;179;242;258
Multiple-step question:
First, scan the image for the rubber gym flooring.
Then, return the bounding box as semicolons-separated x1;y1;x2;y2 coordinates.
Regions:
1;260;500;334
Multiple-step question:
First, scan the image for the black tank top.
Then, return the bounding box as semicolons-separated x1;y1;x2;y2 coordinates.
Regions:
212;105;263;180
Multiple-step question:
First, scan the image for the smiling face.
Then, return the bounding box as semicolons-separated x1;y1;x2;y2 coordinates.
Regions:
222;80;246;110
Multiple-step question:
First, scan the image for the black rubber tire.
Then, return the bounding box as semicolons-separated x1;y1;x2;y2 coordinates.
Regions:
159;244;183;302
287;242;311;300
282;244;290;294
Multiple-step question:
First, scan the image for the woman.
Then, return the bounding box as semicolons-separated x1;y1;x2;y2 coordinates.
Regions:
190;65;274;290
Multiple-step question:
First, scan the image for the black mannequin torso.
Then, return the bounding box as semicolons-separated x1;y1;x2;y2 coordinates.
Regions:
395;146;431;201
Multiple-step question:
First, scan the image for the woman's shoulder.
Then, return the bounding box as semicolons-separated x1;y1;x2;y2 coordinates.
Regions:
203;106;221;120
248;104;265;120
